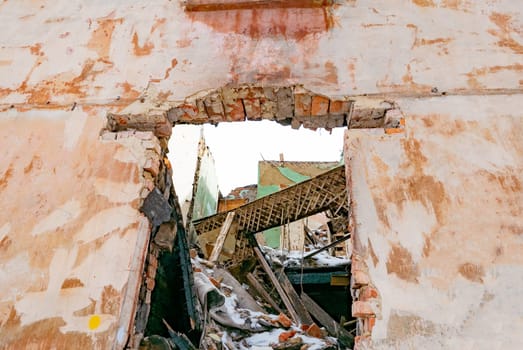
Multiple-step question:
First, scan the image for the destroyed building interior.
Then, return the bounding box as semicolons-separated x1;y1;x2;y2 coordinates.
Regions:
0;1;522;350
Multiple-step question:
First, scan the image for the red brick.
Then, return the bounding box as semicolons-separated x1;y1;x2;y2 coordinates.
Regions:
146;277;156;290
354;335;372;350
175;103;199;122
143;157;160;177
148;254;158;269
203;96;225;122
144;179;155;191
352;301;375;318
243;98;261;120
260;98;276;120
385;127;405;135
224;99;245;121
329;100;351;115
146;264;157;279
209;277;221;289
278;330;296;342
278;313;292;328
154;120;172;137
363;316;376;334
294;94;311;117
359;286;379;301
305;323;323;338
310;95;329;116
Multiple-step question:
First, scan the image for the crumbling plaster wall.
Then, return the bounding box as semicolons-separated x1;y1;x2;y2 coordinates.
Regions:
346;94;523;349
0;109;159;349
0;0;521;348
1;0;521;108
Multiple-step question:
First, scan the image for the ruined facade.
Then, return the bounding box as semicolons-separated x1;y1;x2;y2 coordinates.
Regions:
0;1;522;349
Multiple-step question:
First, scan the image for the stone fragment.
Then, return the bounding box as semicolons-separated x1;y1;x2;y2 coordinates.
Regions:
141;188;172;227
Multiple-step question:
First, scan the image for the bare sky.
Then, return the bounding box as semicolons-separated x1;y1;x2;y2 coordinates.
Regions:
203;121;345;195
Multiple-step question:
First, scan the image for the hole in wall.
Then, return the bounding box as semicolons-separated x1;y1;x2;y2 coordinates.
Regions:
106;84;401;348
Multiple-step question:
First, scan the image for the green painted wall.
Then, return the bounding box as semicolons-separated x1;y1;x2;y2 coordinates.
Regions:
257;162;338;248
192;147;219;220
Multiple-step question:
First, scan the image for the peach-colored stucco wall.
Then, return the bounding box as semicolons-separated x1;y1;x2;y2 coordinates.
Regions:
0;0;521;348
346;94;523;349
0;109;160;348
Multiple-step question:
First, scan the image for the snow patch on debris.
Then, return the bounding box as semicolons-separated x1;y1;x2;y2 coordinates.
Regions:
261;246;349;268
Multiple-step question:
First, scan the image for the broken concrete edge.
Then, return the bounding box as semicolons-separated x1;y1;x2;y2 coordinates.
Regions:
99;128;182;349
105;84;404;138
344;135;383;350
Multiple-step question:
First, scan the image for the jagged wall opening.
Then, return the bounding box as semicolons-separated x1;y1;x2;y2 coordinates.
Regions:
106;83;405;349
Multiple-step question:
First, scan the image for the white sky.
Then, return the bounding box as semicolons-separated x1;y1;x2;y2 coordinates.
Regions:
203;121;346;195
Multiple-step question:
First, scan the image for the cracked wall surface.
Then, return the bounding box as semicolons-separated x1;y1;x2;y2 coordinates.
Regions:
0;0;522;349
345;94;523;349
0;110;160;349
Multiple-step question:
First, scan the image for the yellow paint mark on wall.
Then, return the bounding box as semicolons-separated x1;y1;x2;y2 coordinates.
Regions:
88;315;101;330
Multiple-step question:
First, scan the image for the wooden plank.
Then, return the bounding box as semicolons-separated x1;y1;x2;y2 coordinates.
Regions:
246;272;285;315
209;211;235;263
253;247;300;324
303;233;351;260
275;267;314;325
300;293;354;341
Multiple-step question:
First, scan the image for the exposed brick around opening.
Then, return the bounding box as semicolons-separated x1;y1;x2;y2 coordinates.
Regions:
106;84;401;136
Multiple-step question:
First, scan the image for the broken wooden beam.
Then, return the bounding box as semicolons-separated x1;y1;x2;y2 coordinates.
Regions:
300;293;354;345
303;233;351;260
209;211;235;263
275;267;314;326
254;247;301;324
246;272;285;315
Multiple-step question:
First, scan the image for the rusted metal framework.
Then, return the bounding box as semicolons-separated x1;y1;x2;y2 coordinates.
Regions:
193;165;348;236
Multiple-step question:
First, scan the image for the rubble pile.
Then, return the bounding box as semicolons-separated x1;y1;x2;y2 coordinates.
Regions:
191;255;342;350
